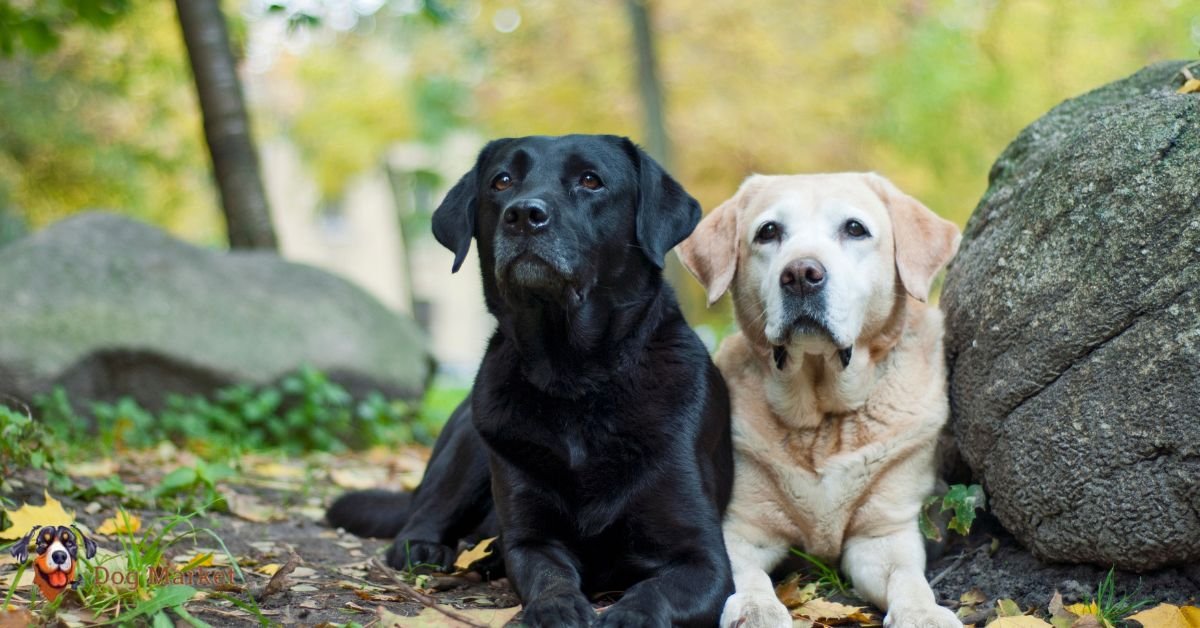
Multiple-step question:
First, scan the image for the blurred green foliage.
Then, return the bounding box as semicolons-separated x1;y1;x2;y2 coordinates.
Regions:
0;1;218;240
0;404;73;493
31;367;439;457
0;0;131;55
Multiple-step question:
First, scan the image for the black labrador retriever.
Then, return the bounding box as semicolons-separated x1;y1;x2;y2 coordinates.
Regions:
327;134;733;627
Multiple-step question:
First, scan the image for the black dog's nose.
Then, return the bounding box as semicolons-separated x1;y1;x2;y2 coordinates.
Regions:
781;258;826;296
51;550;69;565
502;200;551;234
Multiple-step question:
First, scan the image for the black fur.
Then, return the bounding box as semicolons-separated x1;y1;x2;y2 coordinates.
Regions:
328;135;733;627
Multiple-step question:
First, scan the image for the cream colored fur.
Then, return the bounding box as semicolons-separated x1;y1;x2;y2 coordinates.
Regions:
678;173;962;628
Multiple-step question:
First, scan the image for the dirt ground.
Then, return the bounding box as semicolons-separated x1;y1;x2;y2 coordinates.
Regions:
3;446;1198;627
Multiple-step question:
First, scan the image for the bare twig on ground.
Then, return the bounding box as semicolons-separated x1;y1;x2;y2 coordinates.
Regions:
256;552;301;602
929;551;967;588
368;558;488;628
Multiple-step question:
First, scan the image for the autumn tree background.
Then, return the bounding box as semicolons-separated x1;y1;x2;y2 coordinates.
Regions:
1;0;1196;323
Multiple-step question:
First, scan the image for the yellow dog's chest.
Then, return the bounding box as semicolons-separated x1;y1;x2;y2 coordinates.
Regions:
733;410;926;560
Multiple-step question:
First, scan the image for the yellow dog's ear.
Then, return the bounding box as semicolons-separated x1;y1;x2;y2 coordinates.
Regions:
867;173;961;302
678;177;761;306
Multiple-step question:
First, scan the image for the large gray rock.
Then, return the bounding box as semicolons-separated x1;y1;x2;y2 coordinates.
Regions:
0;212;431;408
942;61;1200;571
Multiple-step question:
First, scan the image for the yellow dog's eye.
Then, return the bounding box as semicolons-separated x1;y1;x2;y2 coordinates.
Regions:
491;173;513;192
579;172;604;190
754;221;781;243
844;219;869;238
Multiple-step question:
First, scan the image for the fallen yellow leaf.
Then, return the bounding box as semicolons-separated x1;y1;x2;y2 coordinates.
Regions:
329;468;385;490
987;616;1053;627
181;552;215;570
1177;79;1200;94
252;461;306;480
996;599;1024;617
0;491;75;540
775;574;818;609
96;512;140;535
0;567;34;589
1065;602;1100;617
961;588;987;606
1127;603;1200;628
221;489;283;523
68;460;118;478
257;563;282;576
794;598;873;624
454;537;496;572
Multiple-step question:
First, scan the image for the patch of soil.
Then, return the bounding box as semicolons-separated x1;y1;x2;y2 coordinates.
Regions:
927;513;1200;621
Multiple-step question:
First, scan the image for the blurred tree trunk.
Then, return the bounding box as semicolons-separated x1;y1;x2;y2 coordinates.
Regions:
626;0;671;169
174;0;278;250
628;0;690;292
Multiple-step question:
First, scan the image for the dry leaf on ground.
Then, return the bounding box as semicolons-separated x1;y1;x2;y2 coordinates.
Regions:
330;467;387;490
96;512;140;535
222;490;285;523
794;598;873;624
996;599;1025;617
385;603;522;627
988;616;1052;627
1127;604;1200;628
454;537;496;572
0;568;34;589
67;460;118;478
773;573;818;609
1047;591;1080;628
0;492;75;540
0;610;34;628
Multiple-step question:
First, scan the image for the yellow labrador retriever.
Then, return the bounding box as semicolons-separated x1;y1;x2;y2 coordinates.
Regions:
678;173;962;628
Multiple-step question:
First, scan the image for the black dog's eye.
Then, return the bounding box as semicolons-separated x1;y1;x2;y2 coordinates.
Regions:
754;221;781;244
491;173;513;192
579;172;603;190
844;219;870;239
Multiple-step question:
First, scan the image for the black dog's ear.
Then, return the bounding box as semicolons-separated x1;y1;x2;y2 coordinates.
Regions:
432;139;510;273
73;526;97;559
622;139;702;269
10;526;38;564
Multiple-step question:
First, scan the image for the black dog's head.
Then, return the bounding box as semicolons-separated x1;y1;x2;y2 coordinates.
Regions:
432;135;700;311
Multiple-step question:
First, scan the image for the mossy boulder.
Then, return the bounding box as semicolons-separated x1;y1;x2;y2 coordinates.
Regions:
942;61;1200;571
0;212;431;408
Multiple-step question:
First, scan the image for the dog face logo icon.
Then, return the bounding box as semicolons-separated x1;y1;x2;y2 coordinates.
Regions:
10;525;97;601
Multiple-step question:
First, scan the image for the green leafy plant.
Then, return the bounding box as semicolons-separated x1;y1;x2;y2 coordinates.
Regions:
31;367;433;457
0;403;72;493
788;548;851;597
920;483;986;542
152;461;234;511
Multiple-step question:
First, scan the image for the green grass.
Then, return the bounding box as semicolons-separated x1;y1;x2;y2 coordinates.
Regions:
1087;567;1151;627
78;507;261;626
788;548;852;597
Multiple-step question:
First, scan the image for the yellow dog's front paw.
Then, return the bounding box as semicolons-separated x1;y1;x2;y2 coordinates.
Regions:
720;592;792;628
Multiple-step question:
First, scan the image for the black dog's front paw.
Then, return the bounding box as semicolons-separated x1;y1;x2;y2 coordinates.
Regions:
521;590;595;628
385;539;457;572
594;603;665;628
